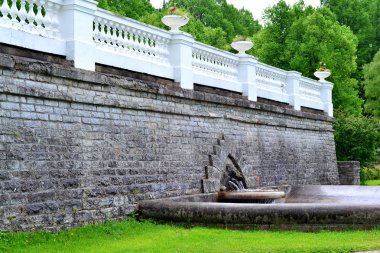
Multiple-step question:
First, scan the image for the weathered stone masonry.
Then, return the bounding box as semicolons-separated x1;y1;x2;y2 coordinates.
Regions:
0;51;339;230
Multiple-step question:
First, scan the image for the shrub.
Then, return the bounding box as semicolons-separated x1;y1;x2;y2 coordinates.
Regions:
334;112;380;165
360;165;380;182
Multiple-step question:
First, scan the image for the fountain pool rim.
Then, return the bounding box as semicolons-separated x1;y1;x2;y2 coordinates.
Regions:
138;185;380;231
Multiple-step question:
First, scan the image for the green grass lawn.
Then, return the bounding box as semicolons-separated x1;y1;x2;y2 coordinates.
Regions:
1;220;380;253
363;180;380;186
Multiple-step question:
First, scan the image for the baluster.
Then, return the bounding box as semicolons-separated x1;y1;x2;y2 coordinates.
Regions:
215;56;220;74
104;20;113;49
225;58;231;78
26;0;36;32
0;0;11;26
135;29;142;53
140;32;148;54
110;22;118;50
197;53;202;69
93;18;100;45
146;33;154;57
195;50;200;67
118;24;127;53
9;0;19;27
222;58;227;77
123;26;132;52
34;0;44;33
141;32;148;55
114;23;121;50
155;36;165;61
149;34;155;57
107;21;114;48
96;17;105;46
42;0;53;37
198;51;203;69
207;53;212;72
144;32;152;56
150;34;157;57
213;56;219;74
138;31;145;54
104;20;112;48
206;53;212;72
130;28;138;54
18;0;27;26
212;55;217;73
98;18;107;47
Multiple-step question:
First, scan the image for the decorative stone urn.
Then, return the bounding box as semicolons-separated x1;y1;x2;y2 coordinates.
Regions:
231;41;253;55
314;70;331;82
161;15;189;32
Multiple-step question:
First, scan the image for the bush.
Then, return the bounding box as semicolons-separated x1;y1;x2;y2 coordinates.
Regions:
334;112;380;165
360;165;380;182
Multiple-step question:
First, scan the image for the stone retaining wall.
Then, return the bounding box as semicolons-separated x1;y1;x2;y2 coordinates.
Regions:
337;161;360;185
0;51;339;230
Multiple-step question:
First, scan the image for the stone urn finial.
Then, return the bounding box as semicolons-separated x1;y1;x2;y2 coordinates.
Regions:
161;6;189;32
314;62;331;82
231;36;253;55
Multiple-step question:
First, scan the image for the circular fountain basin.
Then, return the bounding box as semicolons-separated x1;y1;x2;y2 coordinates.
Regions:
217;191;285;202
138;186;380;230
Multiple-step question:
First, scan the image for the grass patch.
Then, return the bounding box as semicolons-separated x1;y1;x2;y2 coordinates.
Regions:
364;179;380;186
1;219;380;253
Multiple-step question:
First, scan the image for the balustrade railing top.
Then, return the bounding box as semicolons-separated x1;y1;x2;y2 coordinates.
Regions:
0;0;334;116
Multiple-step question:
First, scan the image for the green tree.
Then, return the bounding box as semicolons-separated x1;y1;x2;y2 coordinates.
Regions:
254;1;361;115
285;7;361;115
321;0;379;67
99;0;260;50
321;0;380;111
96;0;155;20
253;1;314;69
167;0;260;46
364;49;380;118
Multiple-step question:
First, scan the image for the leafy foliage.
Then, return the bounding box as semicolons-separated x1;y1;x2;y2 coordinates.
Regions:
96;0;260;51
321;0;380;68
361;166;380;182
167;0;260;41
254;1;361;115
364;49;380;118
97;0;155;20
322;0;380;115
254;1;313;68
334;112;380;165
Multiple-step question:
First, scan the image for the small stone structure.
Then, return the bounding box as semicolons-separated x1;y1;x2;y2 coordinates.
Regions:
0;48;339;231
337;161;361;185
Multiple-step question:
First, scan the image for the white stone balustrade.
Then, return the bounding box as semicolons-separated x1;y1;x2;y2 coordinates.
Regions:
0;0;334;116
256;62;289;104
0;0;60;37
192;42;239;92
93;8;172;78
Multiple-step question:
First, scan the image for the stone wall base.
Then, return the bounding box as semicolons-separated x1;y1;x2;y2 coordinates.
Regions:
338;161;360;185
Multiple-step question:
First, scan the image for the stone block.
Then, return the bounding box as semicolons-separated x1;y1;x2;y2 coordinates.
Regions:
338;161;360;185
205;166;222;180
202;179;220;193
